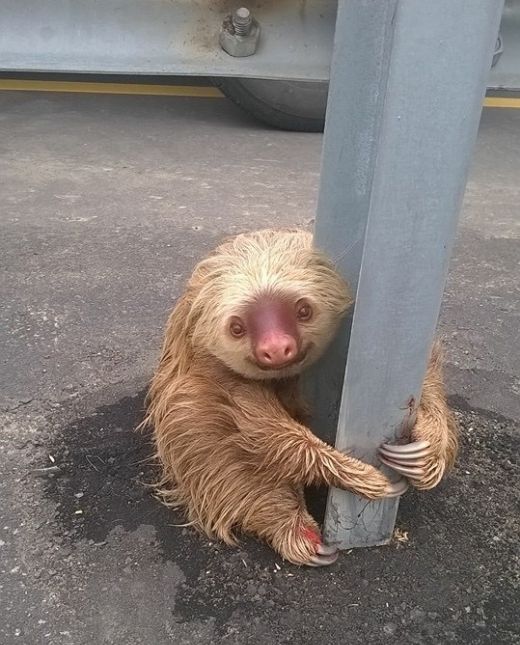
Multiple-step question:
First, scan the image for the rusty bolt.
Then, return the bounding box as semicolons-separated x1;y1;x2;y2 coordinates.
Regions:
233;8;252;36
220;7;260;58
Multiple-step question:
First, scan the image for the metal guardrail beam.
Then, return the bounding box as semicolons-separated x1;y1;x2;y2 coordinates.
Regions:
0;1;517;89
0;0;336;81
311;0;505;549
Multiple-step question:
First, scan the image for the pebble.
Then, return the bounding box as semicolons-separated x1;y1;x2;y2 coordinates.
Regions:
410;608;426;622
383;623;397;636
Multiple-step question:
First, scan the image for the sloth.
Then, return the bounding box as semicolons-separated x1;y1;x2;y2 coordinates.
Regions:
141;229;458;566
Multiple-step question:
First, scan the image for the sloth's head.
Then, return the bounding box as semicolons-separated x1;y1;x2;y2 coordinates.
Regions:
187;229;353;380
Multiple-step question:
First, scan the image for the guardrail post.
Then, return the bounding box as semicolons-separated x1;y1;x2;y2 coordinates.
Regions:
309;0;504;549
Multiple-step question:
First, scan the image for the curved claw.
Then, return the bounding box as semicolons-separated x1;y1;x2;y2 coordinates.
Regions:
379;446;431;462
381;456;428;469
385;477;409;497
379;440;433;479
379;452;428;468
308;549;339;567
379;455;426;478
381;440;430;454
316;542;338;556
300;528;339;566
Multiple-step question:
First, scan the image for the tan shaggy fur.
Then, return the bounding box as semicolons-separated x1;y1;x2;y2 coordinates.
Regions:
140;229;458;565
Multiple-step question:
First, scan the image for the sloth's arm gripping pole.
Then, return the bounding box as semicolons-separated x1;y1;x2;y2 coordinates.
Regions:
231;387;407;500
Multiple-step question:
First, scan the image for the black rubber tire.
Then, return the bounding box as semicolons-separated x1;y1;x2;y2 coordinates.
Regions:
216;78;328;132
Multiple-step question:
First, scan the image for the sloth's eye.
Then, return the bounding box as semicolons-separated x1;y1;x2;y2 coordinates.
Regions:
229;317;247;338
296;300;313;322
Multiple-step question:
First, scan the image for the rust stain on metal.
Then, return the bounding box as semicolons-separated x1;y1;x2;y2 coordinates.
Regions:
181;0;311;56
190;0;304;12
397;395;418;443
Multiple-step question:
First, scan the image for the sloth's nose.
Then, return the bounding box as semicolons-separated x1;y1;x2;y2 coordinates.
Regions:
255;333;298;367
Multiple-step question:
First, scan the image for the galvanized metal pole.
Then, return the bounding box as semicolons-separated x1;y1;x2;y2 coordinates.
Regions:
310;0;504;549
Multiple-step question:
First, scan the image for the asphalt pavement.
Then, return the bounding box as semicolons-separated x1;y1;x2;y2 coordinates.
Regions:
0;90;518;645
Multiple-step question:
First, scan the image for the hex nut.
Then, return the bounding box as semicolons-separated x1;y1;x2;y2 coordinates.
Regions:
219;15;260;57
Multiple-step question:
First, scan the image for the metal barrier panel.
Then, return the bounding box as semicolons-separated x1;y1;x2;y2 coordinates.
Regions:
0;1;517;88
311;0;505;549
0;0;336;80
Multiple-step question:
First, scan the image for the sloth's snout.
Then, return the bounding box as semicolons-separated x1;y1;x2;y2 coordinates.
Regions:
255;332;298;368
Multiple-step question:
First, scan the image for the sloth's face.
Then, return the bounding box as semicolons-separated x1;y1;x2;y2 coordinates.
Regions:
189;230;352;380
218;290;337;380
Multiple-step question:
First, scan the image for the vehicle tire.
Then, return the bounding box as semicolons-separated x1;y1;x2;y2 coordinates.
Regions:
216;78;328;132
